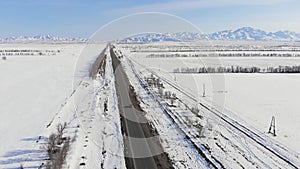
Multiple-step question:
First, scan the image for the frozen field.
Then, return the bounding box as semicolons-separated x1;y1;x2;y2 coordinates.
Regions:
129;55;300;70
121;42;300;154
1;42;300;168
175;73;300;153
0;44;79;154
0;43;106;168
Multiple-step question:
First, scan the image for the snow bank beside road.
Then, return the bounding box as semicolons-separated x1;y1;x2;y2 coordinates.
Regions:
0;43;112;168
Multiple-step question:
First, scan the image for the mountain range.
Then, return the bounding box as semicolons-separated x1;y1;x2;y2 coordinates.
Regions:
121;27;300;43
1;27;300;43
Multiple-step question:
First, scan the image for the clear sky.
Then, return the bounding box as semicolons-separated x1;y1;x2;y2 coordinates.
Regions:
1;0;300;38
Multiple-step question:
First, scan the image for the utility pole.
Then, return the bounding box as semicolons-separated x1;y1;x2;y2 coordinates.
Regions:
202;83;206;97
174;72;176;82
268;116;276;136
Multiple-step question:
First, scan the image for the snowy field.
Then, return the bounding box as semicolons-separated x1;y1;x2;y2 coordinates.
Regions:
175;73;300;153
132;56;300;69
1;42;300;168
0;44;80;155
118;42;300;155
0;43;108;168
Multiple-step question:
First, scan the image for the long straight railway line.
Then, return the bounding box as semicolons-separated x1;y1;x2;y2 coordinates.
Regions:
127;56;300;169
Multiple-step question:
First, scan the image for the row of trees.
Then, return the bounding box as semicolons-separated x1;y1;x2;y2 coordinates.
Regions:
0;52;44;56
0;50;58;56
147;53;300;58
0;49;56;52
174;65;300;73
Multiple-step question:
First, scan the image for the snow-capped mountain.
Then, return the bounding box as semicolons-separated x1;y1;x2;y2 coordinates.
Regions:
210;27;268;40
1;27;300;43
121;32;206;43
121;27;300;43
0;35;87;43
209;27;300;41
120;32;207;43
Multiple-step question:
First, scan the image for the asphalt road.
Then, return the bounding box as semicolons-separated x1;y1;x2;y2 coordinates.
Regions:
110;46;159;169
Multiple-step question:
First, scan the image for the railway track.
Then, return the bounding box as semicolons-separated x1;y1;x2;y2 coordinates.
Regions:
127;58;224;168
126;56;299;169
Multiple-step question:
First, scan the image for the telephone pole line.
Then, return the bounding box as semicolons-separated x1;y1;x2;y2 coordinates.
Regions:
268;116;276;136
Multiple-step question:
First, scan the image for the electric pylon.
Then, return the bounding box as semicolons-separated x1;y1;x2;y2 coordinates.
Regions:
268;116;276;136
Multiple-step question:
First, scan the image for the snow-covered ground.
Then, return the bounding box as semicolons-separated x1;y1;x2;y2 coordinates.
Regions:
116;42;300;168
128;66;300;155
0;44;82;167
130;56;300;69
120;54;210;169
0;43;125;169
167;73;300;152
1;41;300;168
65;48;126;169
119;53;300;168
119;43;300;153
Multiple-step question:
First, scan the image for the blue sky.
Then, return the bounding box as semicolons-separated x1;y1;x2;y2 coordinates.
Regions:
0;0;299;38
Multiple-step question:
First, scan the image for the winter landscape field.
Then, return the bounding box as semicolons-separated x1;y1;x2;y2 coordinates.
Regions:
120;42;300;153
0;38;300;169
115;41;300;168
3;0;300;168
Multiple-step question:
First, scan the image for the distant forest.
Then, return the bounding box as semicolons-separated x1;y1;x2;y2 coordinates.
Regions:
174;65;300;73
147;53;300;58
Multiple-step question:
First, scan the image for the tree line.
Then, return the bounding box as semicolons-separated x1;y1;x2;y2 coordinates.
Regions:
174;65;300;73
146;53;300;58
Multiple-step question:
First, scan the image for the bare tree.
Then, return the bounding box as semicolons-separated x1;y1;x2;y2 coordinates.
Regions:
45;123;70;169
57;122;67;145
